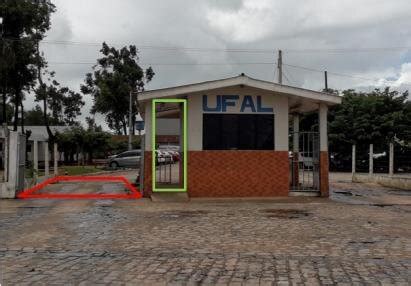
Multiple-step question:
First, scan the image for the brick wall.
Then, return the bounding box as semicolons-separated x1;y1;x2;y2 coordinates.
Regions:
188;151;289;197
143;152;153;198
144;150;290;197
319;151;329;197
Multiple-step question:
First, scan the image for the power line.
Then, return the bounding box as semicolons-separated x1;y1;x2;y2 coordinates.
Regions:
48;61;277;66
284;63;411;88
3;37;411;54
46;60;410;87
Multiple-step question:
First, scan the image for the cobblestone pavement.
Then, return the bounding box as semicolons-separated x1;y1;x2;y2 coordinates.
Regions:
0;175;410;285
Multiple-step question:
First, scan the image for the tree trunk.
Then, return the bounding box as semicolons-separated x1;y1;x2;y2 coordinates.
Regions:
1;86;6;125
20;100;25;134
132;114;136;135
13;89;19;131
88;151;93;164
122;118;127;135
36;42;54;142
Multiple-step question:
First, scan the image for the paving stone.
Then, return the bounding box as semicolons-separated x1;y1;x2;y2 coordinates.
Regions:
0;180;410;284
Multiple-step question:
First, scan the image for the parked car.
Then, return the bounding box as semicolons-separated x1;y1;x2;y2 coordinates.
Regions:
159;150;174;164
155;150;166;165
159;147;180;162
108;150;141;168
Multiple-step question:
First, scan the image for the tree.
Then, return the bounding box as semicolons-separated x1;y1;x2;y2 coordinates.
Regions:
34;73;85;128
327;87;411;168
329;88;410;146
62;89;84;125
56;126;111;165
25;105;45;125
0;0;55;130
24;104;60;125
81;42;154;135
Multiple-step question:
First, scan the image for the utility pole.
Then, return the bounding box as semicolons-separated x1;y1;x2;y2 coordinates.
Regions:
324;71;328;92
128;90;133;151
277;50;283;84
0;16;6;125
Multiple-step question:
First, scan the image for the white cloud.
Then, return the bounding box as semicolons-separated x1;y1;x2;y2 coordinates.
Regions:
22;0;411;130
392;63;411;87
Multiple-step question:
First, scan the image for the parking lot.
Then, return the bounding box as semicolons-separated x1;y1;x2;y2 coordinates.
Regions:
0;173;410;285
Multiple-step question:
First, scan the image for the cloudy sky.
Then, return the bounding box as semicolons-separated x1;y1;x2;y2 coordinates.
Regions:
27;0;411;128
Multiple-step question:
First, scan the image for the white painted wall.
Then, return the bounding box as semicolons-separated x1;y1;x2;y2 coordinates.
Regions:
188;86;289;151
143;85;291;151
144;101;152;151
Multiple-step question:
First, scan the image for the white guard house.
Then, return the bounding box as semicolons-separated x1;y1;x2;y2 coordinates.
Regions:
138;74;341;198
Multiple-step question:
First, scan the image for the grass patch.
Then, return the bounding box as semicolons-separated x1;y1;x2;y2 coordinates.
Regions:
60;165;102;176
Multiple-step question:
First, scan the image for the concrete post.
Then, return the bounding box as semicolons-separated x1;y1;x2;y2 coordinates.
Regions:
319;104;328;152
44;141;49;177
2;131;18;198
3;126;8;181
389;142;394;176
352;144;356;176
54;143;58;176
369;144;373;175
318;104;329;197
33;140;38;180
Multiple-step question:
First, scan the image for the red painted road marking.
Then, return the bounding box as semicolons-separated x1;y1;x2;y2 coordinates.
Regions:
17;175;142;199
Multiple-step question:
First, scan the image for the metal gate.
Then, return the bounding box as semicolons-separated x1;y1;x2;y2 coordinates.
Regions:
290;132;320;191
156;153;173;185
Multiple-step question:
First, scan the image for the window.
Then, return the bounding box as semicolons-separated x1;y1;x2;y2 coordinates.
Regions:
203;114;274;150
118;151;141;157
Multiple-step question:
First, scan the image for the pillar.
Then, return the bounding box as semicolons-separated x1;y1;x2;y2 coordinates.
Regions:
179;104;184;188
352;144;356;176
44;141;49;177
319;103;329;197
369;144;373;175
389;142;394;176
143;101;153;197
54;143;58;176
292;114;299;188
33;140;38;180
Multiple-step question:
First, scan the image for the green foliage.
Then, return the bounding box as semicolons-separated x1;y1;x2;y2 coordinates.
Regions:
329;88;410;146
81;42;154;135
55;126;111;164
61;165;101;176
24;104;61;126
34;74;85;126
0;0;55;128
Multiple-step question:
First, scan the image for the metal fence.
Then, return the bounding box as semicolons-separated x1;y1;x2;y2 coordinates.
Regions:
290;132;320;191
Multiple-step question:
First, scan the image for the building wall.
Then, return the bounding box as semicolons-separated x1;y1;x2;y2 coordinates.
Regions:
144;86;290;152
141;86;330;197
143;150;289;197
188;151;289;197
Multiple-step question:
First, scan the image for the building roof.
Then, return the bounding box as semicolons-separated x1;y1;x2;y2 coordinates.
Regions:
138;74;342;107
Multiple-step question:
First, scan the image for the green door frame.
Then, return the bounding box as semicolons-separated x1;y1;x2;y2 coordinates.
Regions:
152;99;187;192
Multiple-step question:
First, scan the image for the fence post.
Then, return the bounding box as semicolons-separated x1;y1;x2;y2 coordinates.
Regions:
369;144;373;176
54;143;58;176
33;140;38;180
44;142;49;177
389;142;394;176
352;144;356;176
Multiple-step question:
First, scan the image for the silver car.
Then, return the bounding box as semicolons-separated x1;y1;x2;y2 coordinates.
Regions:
108;150;141;168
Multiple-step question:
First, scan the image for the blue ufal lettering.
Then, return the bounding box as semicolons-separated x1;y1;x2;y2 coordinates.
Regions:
240;95;256;112
203;95;221;112
256;96;273;113
221;95;239;112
